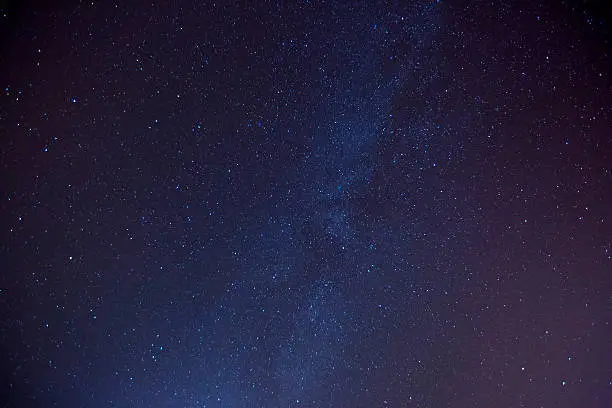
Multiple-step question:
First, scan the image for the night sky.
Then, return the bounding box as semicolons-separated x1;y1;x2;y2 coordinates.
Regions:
1;0;611;407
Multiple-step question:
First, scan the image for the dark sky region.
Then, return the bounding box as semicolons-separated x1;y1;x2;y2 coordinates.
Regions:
1;0;611;407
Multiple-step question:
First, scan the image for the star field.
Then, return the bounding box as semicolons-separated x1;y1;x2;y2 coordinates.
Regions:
1;1;611;407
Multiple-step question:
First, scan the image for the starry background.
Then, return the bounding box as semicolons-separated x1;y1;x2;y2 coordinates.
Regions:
1;0;611;407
